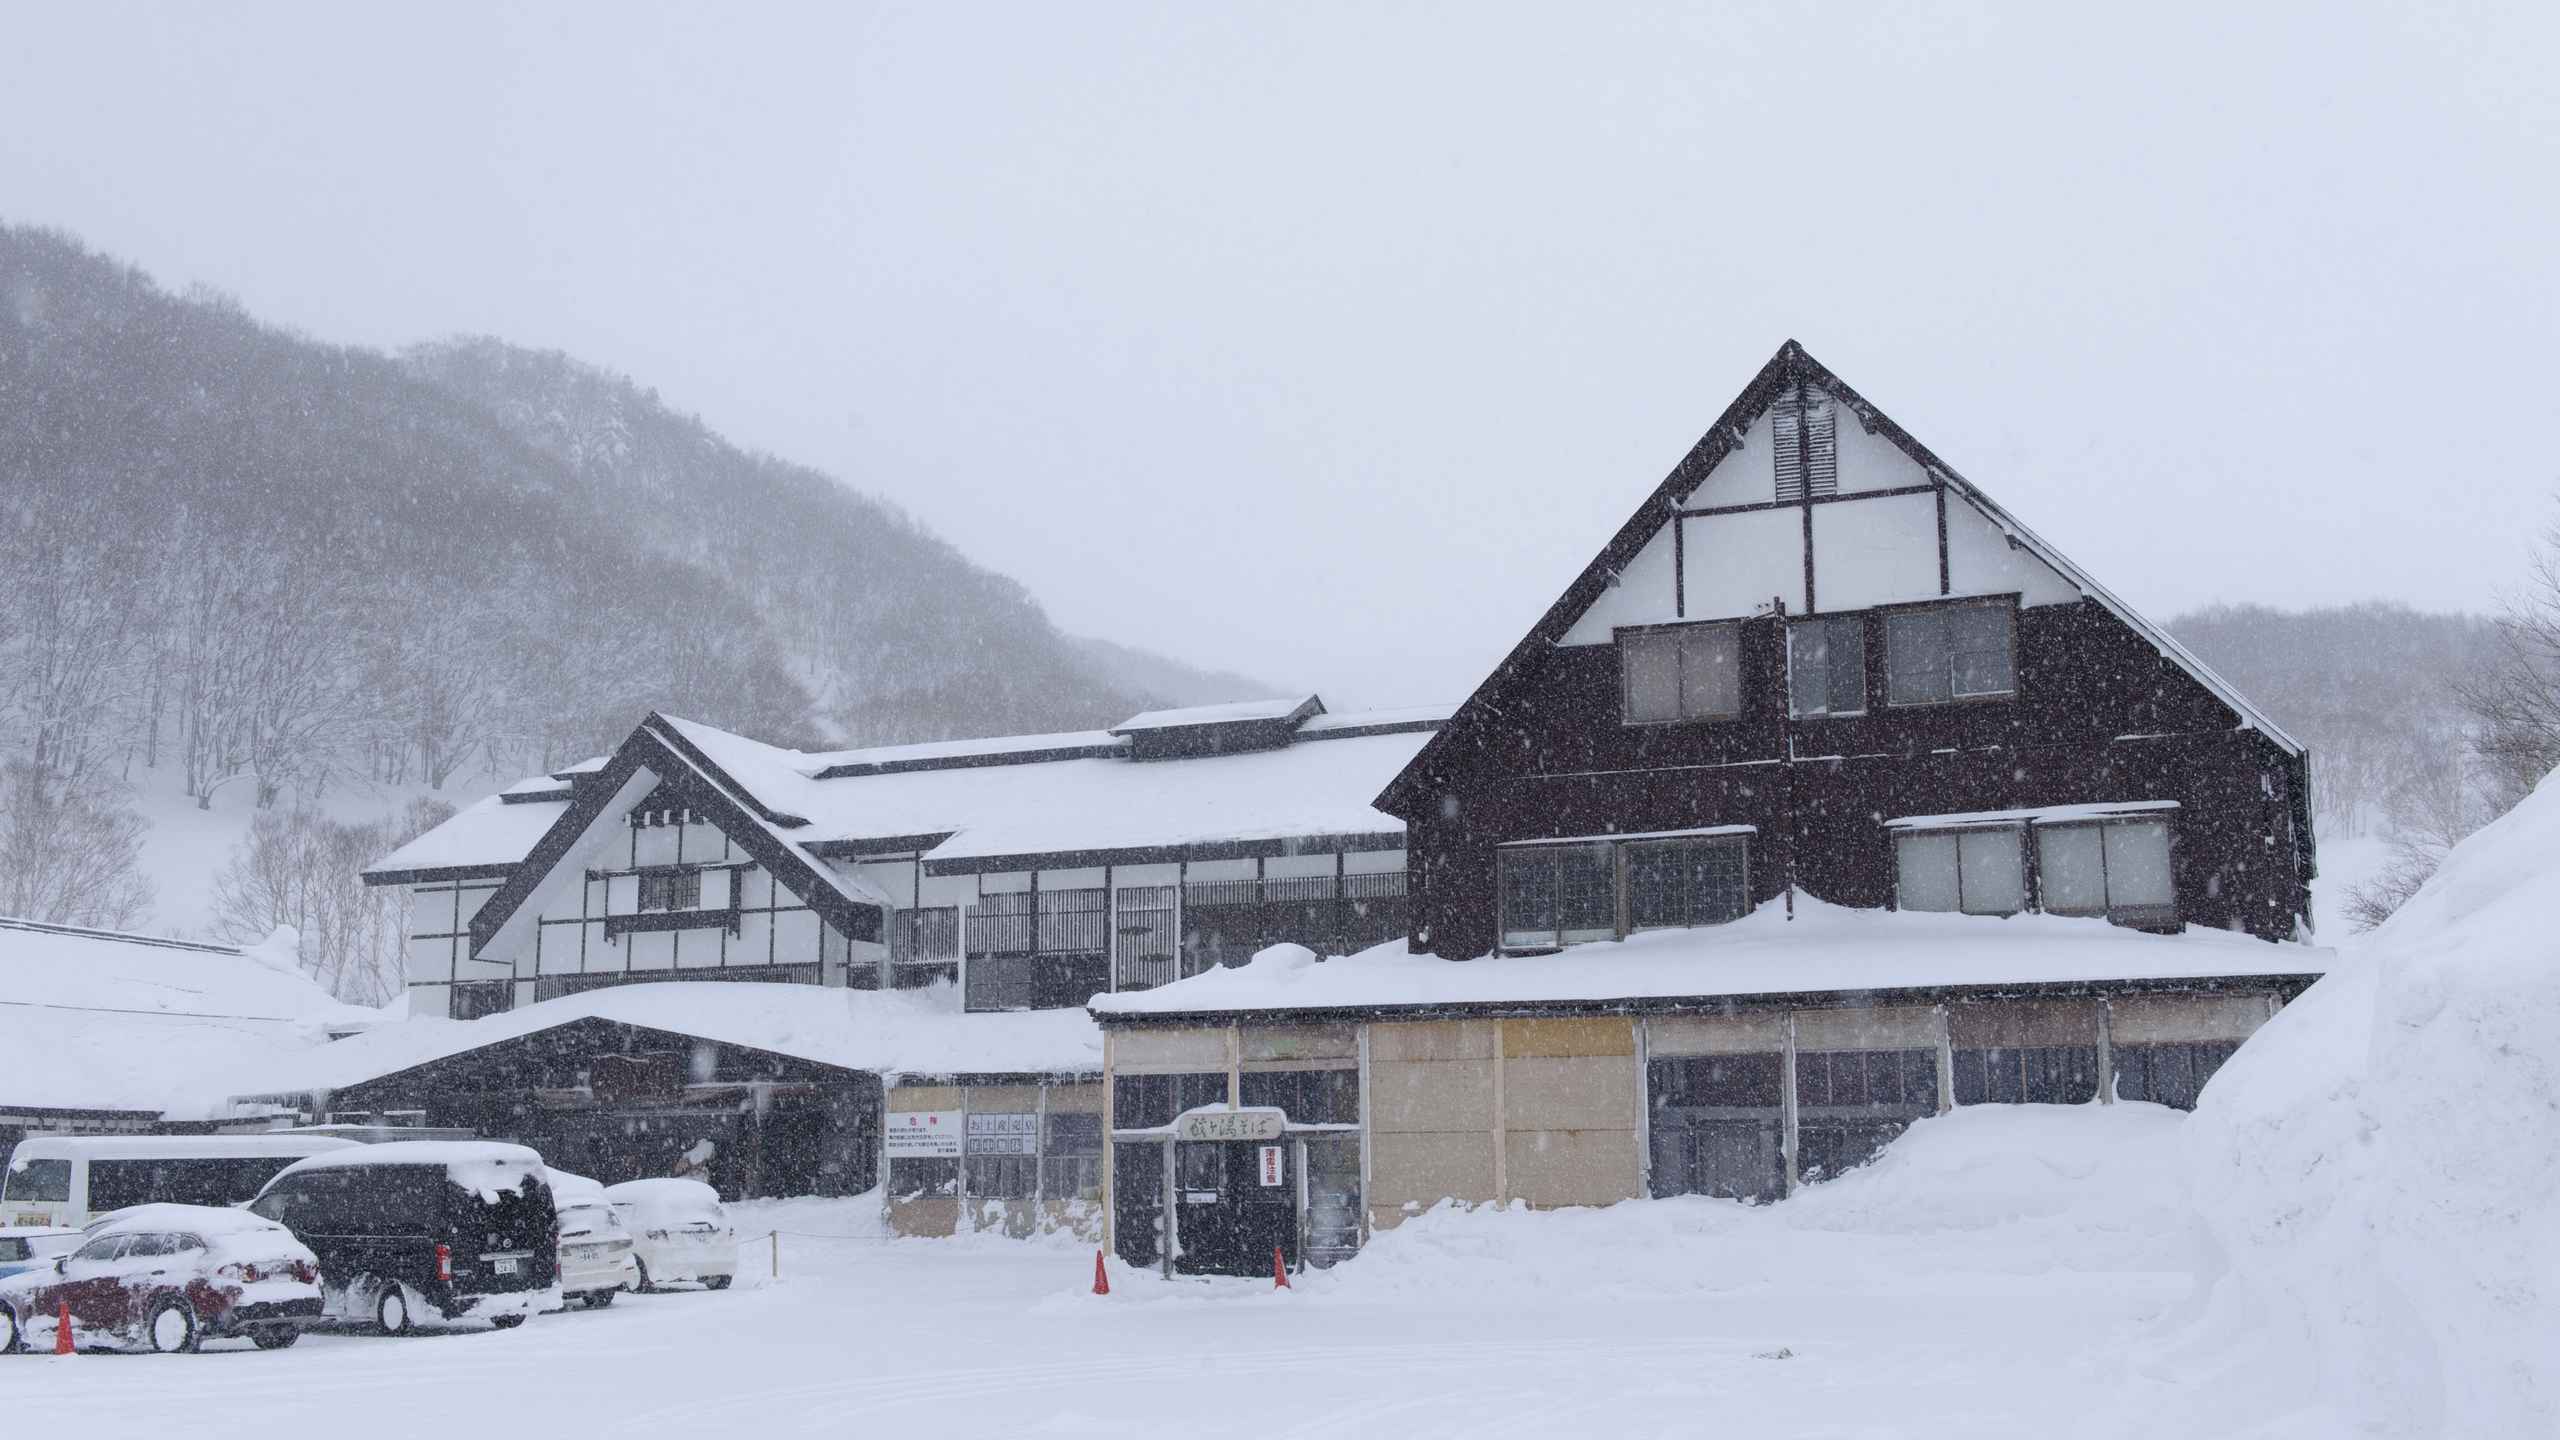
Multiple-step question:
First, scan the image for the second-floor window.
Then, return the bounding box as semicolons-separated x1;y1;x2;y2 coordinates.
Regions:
638;868;702;912
1894;827;2026;915
1787;614;1868;718
1884;599;2015;706
1622;622;1741;724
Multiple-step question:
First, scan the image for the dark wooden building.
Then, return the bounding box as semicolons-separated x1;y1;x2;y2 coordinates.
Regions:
1378;341;2315;961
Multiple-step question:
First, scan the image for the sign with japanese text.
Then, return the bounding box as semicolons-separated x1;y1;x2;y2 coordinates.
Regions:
1258;1145;1284;1187
1174;1108;1286;1143
966;1112;1038;1157
884;1110;963;1157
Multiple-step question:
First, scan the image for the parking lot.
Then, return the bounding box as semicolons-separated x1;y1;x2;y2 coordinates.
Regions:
2;1119;2281;1440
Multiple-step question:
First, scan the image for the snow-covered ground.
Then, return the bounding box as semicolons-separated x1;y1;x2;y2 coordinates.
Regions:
0;1105;2275;1439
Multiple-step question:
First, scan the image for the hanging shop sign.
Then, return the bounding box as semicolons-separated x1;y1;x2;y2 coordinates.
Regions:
884;1110;963;1158
1174;1108;1286;1143
965;1112;1039;1157
1258;1145;1284;1187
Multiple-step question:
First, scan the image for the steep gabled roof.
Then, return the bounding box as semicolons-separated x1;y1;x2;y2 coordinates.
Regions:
1377;341;2301;816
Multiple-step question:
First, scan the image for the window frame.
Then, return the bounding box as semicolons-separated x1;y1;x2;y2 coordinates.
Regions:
1880;596;2019;709
636;867;703;913
1786;613;1869;720
1617;621;1745;727
1497;832;1752;954
1892;824;2027;917
2034;818;2178;927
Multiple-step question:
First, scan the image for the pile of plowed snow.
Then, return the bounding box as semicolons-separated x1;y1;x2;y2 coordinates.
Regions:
1341;1102;2196;1304
2153;770;2560;1437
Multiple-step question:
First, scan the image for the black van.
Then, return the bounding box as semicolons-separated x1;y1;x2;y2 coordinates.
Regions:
247;1141;559;1334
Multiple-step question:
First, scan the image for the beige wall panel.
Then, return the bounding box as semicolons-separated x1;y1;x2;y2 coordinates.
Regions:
1240;1025;1358;1063
1369;1058;1497;1133
1369;1131;1498;1207
1111;1027;1234;1073
967;1084;1045;1113
1500;1017;1636;1059
1370;1019;1497;1063
2109;993;2273;1044
1506;1130;1644;1208
888;1085;963;1112
1646;1011;1787;1056
1045;1083;1106;1114
1950;999;2101;1048
1502;1055;1640;1132
1792;1004;1942;1050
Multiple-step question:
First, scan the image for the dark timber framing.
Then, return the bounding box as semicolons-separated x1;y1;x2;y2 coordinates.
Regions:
1377;341;2317;961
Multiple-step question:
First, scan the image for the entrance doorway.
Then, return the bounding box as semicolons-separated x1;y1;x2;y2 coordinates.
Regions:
1172;1138;1296;1277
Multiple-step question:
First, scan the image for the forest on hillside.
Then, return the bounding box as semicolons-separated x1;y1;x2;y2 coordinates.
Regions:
0;225;1240;988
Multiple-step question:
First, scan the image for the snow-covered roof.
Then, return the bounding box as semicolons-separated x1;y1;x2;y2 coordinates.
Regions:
0;918;375;1118
1883;801;2181;831
368;791;571;877
221;980;1102;1101
85;1203;304;1240
1089;898;2330;1022
1110;696;1320;733
803;729;1126;777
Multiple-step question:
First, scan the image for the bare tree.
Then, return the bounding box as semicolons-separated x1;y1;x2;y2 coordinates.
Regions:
209;796;455;1004
0;761;154;928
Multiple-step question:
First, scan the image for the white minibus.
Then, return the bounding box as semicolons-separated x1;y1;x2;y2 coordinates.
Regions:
3;1134;359;1227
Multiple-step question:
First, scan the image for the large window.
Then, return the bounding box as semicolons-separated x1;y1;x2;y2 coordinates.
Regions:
1042;1113;1104;1202
2112;1040;2241;1110
638;868;702;912
1498;842;1617;950
1884;600;2015;706
1787;614;1868;718
1624;837;1751;932
1647;1053;1785;1203
1622;623;1742;724
1111;1072;1230;1130
2037;821;2176;925
1239;1067;1359;1126
1501;835;1750;951
1894;827;2025;915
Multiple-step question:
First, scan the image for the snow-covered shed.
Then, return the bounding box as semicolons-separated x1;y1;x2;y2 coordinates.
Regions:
0;917;370;1151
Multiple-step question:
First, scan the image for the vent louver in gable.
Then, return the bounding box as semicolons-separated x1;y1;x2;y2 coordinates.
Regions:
1772;386;1838;503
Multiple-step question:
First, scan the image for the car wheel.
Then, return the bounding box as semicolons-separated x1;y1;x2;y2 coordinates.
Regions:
586;1289;615;1309
632;1258;654;1294
146;1296;201;1355
489;1313;526;1330
704;1275;732;1291
250;1327;301;1351
376;1283;414;1337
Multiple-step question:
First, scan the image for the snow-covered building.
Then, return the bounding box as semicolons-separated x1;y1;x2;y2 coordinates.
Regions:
0;917;373;1151
1084;342;2329;1276
364;698;1442;1021
318;699;1438;1213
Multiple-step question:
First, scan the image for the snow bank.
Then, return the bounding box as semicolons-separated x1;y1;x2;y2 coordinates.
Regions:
1340;1103;2194;1305
2164;769;2560;1436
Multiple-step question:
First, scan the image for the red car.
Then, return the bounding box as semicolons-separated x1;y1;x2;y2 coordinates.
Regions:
0;1203;322;1354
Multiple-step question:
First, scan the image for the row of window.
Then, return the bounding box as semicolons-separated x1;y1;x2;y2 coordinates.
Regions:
1894;817;2174;925
1495;814;2177;952
1648;1037;2244;1200
1622;597;2016;725
1110;1068;1362;1130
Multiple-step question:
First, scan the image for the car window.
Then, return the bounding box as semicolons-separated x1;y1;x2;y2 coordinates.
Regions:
70;1235;129;1264
121;1233;179;1258
3;1158;72;1204
0;1237;26;1261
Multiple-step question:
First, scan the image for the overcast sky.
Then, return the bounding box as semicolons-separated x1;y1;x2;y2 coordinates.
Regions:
3;2;2554;708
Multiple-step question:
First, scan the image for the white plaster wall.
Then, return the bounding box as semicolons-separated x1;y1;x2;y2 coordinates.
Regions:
1263;852;1337;880
1831;400;1932;493
1558;519;1680;645
1183;858;1256;883
1946;495;2081;607
1345;848;1408;875
1808;490;1942;612
1681;504;1805;620
1679;406;1776;509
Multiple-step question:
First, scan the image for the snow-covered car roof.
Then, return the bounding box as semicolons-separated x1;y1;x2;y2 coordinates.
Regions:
603;1178;723;1217
272;1140;548;1198
84;1203;303;1239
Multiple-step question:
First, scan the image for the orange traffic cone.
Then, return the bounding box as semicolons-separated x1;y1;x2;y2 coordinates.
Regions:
1271;1245;1291;1290
53;1301;73;1355
1091;1249;1110;1296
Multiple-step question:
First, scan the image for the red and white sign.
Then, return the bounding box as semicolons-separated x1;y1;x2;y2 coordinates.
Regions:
1258;1145;1284;1187
885;1110;964;1158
